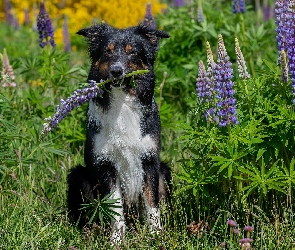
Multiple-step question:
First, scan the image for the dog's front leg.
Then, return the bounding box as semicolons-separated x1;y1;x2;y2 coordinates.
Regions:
142;159;162;232
110;177;126;244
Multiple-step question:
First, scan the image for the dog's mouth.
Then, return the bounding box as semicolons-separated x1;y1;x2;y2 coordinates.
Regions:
110;75;134;88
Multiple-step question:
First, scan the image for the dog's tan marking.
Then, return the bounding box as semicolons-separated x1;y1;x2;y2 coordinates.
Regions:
108;43;115;53
125;44;132;53
143;184;154;207
141;60;148;69
94;59;101;69
98;61;109;78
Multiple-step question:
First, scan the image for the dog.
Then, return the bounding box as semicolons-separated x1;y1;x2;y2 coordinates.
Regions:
67;23;171;242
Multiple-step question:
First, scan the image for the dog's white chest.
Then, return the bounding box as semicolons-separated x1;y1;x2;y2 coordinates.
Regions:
88;88;155;202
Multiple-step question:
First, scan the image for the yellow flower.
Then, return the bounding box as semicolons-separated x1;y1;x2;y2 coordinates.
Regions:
1;0;167;45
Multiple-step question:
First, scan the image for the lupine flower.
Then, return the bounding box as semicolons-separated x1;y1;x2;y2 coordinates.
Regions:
227;219;237;227
197;0;205;23
263;1;273;21
1;48;16;88
235;38;250;79
234;228;240;234
196;60;211;102
41;69;149;138
63;15;71;52
286;1;295;103
4;0;14;26
233;0;246;13
24;8;30;26
204;41;219;123
275;0;288;62
239;238;253;244
275;0;295;102
244;226;254;232
41;80;104;137
214;34;238;126
280;49;288;83
143;3;156;29
206;41;216;81
220;242;226;248
37;2;56;48
175;0;184;7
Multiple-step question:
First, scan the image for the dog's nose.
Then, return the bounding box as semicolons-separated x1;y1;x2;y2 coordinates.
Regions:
110;63;124;78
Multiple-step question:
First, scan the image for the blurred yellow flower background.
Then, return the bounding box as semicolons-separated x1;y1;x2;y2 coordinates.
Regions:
0;0;166;45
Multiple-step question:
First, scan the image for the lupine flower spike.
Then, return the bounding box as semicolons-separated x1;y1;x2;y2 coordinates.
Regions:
286;1;295;103
41;80;104;138
196;60;211;102
1;48;16;88
144;3;156;29
206;41;216;81
41;69;149;138
275;0;288;62
227;219;237;227
63;15;71;52
233;0;246;13
275;0;295;103
214;34;238;126
197;0;205;23
24;8;30;26
175;0;184;8
4;0;14;27
37;2;56;48
235;38;250;79
204;41;218;122
280;50;288;83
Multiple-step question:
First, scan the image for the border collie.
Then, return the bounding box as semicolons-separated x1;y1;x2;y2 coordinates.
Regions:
67;23;171;242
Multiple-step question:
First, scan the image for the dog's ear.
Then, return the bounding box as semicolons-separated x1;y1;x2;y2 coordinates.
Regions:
76;23;113;42
135;24;169;45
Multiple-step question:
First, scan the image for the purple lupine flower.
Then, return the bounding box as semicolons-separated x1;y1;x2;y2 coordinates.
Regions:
227;219;237;227
196;60;211;102
286;1;295;103
197;0;205;23
233;0;246;13
204;41;219;123
37;2;56;48
214;34;238;127
263;2;272;21
275;0;295;102
1;48;16;88
275;0;288;63
235;38;250;79
24;8;30;26
239;238;253;244
41;80;103;137
63;15;71;52
143;3;156;29
220;242;226;248
175;0;184;8
244;226;254;232
4;0;14;26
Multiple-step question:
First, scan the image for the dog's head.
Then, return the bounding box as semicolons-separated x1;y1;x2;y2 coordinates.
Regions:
77;23;169;85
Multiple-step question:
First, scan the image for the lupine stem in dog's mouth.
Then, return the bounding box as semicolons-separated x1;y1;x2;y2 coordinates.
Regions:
40;69;149;139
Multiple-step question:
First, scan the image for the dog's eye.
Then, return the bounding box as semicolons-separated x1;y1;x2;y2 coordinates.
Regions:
105;48;113;55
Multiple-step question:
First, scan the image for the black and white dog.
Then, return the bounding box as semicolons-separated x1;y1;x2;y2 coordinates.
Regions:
67;23;171;242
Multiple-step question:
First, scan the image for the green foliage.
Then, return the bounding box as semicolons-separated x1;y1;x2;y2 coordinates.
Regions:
156;0;277;117
178;58;295;216
1;1;295;248
79;193;121;225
